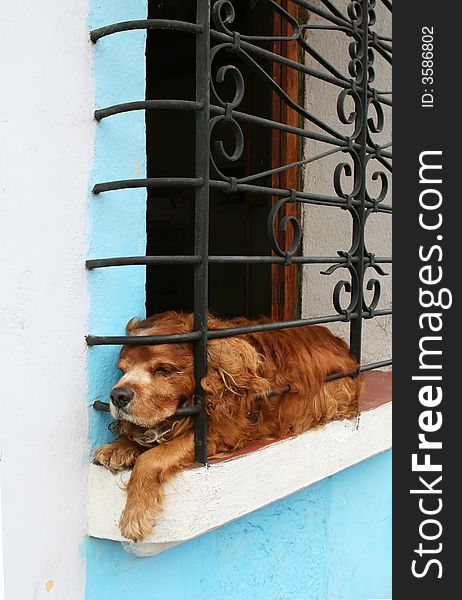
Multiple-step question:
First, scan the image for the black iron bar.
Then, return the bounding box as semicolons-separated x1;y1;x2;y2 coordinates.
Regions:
176;406;202;417
206;104;344;146
192;0;211;465
378;0;392;11
92;400;201;418
95;100;203;121
318;0;349;23
92;177;203;195
86;255;391;270
359;359;392;371
349;0;370;363
374;42;392;65
376;156;393;173
90;19;202;42
208;256;353;264
296;0;388;41
209;180;392;213
210;30;349;90
206;315;355;339
376;40;392;53
230;59;348;141
298;37;350;82
86;314;356;348
209;106;393;159
363;309;392;318
301;24;351;33
92;355;393;416
376;94;392;107
374;34;392;42
301;25;391;45
90;98;374;154
90;101;392;161
93;400;110;412
325;359;392;382
87;331;202;347
86;256;202;269
90;174;392;212
93;354;393;418
238;148;343;184
293;0;351;28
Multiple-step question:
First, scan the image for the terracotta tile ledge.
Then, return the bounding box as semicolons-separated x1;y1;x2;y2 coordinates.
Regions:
210;370;392;463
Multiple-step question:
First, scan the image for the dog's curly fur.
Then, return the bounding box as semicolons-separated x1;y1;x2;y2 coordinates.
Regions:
94;311;362;542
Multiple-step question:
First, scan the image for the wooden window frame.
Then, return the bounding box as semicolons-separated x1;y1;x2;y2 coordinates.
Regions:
271;0;301;321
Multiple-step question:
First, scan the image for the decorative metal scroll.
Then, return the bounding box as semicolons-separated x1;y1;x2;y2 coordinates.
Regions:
208;0;392;360
88;0;392;464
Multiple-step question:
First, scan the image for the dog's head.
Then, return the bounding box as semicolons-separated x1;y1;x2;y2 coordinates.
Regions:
109;312;195;427
109;312;271;428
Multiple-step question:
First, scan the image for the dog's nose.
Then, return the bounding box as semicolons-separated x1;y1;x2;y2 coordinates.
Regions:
110;387;133;409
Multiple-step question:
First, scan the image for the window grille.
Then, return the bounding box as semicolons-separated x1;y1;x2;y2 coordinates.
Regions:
88;0;392;465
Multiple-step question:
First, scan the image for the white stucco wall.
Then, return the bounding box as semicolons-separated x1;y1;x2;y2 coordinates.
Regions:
0;484;4;600
302;0;392;364
0;2;94;598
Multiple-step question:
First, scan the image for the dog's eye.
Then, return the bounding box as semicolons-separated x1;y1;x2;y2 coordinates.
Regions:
153;367;173;377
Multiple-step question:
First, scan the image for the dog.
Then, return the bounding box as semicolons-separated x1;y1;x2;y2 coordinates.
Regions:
93;311;361;542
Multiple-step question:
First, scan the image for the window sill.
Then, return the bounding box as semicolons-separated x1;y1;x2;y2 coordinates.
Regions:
87;372;391;557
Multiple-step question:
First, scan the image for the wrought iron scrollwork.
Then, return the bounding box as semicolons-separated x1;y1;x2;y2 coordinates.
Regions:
207;0;392;352
209;49;246;182
89;0;392;462
318;0;391;356
267;192;302;263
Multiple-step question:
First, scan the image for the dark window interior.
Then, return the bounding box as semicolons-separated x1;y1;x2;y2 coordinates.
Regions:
146;0;273;318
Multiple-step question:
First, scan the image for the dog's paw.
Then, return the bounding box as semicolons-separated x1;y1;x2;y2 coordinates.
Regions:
93;443;139;472
119;504;155;542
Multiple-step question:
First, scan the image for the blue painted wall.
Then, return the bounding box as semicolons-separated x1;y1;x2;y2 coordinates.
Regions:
86;451;391;600
87;0;147;451
86;2;391;599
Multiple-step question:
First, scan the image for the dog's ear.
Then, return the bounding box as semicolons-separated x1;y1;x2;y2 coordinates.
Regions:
126;318;140;334
126;312;192;335
125;316;157;335
202;337;271;398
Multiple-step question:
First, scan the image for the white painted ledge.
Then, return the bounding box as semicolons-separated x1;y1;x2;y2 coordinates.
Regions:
88;402;392;556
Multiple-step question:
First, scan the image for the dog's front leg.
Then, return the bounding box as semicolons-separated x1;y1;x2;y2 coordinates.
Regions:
119;434;194;542
93;435;144;473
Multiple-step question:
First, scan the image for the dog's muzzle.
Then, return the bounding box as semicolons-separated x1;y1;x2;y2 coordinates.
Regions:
110;387;133;409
